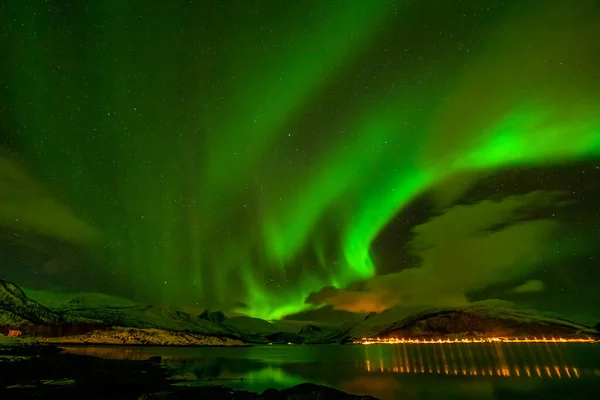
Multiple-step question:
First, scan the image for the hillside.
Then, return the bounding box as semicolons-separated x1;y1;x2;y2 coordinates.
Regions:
325;305;600;342
222;316;278;335
1;280;333;345
22;287;235;335
377;306;600;338
0;280;242;343
0;280;64;326
40;327;247;346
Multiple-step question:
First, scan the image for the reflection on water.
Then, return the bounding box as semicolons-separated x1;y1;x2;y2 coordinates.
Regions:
61;346;152;360
61;343;600;400
361;342;600;378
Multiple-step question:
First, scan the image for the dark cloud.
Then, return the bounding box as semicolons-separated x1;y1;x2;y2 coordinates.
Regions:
307;191;563;312
0;151;100;244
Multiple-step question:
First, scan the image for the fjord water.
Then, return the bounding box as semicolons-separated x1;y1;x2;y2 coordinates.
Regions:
62;343;600;400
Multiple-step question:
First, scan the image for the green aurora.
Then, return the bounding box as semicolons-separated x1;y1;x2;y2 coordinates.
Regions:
2;1;600;319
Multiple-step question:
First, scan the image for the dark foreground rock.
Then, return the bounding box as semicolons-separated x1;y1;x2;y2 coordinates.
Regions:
139;383;377;400
0;337;61;357
0;351;169;399
0;344;377;400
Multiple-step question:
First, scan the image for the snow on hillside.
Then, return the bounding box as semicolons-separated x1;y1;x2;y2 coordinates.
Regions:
0;281;64;325
23;289;139;310
23;288;232;335
4;282;337;342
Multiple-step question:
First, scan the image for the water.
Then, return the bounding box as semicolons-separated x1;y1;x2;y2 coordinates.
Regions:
61;343;600;399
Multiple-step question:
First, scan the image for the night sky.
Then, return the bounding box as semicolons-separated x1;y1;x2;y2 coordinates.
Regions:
1;0;599;321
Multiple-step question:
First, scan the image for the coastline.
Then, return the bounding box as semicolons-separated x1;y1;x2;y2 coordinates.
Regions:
53;342;252;348
35;327;250;347
1;340;377;400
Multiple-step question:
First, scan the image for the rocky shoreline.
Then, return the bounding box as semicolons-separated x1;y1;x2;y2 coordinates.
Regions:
38;327;249;346
0;338;376;400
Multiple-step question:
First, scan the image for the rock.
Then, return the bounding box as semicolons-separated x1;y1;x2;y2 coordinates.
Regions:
0;351;169;397
263;383;379;399
138;384;379;400
138;392;171;400
1;343;379;399
40;378;76;386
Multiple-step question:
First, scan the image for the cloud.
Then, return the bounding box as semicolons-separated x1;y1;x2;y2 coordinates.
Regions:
428;170;490;209
307;191;561;312
0;151;100;244
510;279;544;294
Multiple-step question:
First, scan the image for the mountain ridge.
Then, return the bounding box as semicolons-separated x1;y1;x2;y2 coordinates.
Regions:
322;305;600;342
0;280;331;344
0;280;64;325
2;279;599;345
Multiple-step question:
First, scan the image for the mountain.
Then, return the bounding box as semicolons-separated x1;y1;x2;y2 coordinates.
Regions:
222;316;278;335
0;280;64;326
199;309;227;324
315;306;426;343
324;305;600;342
4;279;598;346
0;280;245;344
299;324;322;335
22;288;232;334
378;306;599;339
1;280;327;345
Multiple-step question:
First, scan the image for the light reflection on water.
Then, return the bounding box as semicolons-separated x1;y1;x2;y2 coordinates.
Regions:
61;343;600;400
361;342;600;378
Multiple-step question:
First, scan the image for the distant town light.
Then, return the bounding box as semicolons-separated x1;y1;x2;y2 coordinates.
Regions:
354;337;598;345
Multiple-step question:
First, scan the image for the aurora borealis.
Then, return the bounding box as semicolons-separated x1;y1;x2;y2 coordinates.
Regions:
2;1;600;320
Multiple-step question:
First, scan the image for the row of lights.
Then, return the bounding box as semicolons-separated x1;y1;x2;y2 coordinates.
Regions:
355;337;599;345
364;361;600;379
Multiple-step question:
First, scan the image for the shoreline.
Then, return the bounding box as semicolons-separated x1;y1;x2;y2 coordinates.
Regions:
28;326;250;347
13;332;600;349
52;341;253;348
1;342;378;399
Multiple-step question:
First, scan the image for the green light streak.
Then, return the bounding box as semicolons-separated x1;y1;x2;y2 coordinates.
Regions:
2;1;599;320
203;0;395;187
